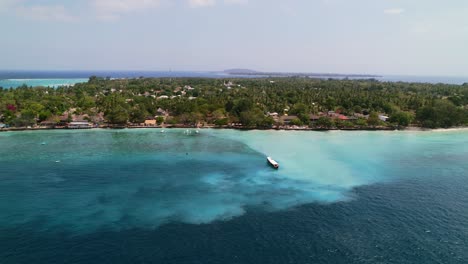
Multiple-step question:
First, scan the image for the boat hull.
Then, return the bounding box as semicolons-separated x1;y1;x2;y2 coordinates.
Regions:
267;157;279;169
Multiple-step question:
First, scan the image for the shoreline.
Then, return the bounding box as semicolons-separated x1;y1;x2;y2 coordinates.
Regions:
2;125;468;133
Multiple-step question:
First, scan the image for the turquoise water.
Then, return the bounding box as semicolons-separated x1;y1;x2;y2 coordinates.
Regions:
0;129;467;263
0;78;87;88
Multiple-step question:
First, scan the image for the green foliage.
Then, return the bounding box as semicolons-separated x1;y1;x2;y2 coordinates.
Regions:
1;77;467;129
239;108;265;127
353;105;362;114
289;118;303;126
129;108;147;124
1;110;15;125
106;105;129;124
367;112;381;127
355;118;368;127
214;118;229;126
342;121;354;128
178;112;203;125
156;116;165;125
38;110;52;122
259;116;274;128
389;111;413;127
13;109;36;127
212;108;226;118
129;106;148;124
290;103;308;115
315;117;334;128
416;100;465;128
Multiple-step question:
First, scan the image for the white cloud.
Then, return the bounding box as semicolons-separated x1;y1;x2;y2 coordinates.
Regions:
16;5;76;22
224;0;248;5
384;8;405;15
92;0;161;20
188;0;216;8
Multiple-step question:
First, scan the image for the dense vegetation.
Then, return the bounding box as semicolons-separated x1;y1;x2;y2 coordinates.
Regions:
1;77;468;129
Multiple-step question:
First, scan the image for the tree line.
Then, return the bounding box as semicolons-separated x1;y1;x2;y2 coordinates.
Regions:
1;77;467;129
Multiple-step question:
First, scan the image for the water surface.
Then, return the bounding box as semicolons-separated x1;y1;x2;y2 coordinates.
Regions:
0;129;467;263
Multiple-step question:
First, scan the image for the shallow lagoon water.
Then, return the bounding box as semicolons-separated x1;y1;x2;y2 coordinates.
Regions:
0;129;467;263
0;78;88;88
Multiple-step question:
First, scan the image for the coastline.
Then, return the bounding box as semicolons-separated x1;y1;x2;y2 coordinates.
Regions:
2;125;468;133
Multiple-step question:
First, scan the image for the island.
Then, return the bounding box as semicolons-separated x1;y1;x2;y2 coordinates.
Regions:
0;77;467;131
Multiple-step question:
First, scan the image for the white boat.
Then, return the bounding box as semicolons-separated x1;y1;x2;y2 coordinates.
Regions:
267;157;279;169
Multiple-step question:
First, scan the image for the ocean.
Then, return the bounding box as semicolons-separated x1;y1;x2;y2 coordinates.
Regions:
0;78;89;89
0;71;467;88
0;71;242;88
0;129;467;263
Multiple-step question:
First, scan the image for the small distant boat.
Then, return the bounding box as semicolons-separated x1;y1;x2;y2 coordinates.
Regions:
267;157;279;169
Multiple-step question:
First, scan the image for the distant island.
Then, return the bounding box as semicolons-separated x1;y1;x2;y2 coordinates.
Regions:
0;77;467;131
224;69;260;75
224;69;381;79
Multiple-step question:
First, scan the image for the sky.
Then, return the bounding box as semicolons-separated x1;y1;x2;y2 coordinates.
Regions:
0;0;468;76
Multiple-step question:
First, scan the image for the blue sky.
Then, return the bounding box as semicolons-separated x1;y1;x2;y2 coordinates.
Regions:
1;0;467;76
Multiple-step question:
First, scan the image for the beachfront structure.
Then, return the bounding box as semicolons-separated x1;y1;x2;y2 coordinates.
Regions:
280;115;298;125
68;121;91;129
309;114;320;122
39;121;57;128
379;115;389;122
144;120;157;126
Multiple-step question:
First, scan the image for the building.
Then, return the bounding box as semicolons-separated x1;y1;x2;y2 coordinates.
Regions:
337;114;349;121
280;115;299;125
68;121;91;129
39;121;57;128
379;115;389;122
309;114;320;122
144;120;157;126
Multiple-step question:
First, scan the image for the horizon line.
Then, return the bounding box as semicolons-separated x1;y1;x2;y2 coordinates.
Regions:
0;69;467;78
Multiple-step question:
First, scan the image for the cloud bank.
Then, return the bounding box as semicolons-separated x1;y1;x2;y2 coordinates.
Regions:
0;0;250;21
188;0;216;8
15;5;76;22
384;8;405;15
224;0;249;5
92;0;162;20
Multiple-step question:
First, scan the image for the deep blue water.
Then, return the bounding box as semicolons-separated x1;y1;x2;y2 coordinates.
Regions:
0;129;468;263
